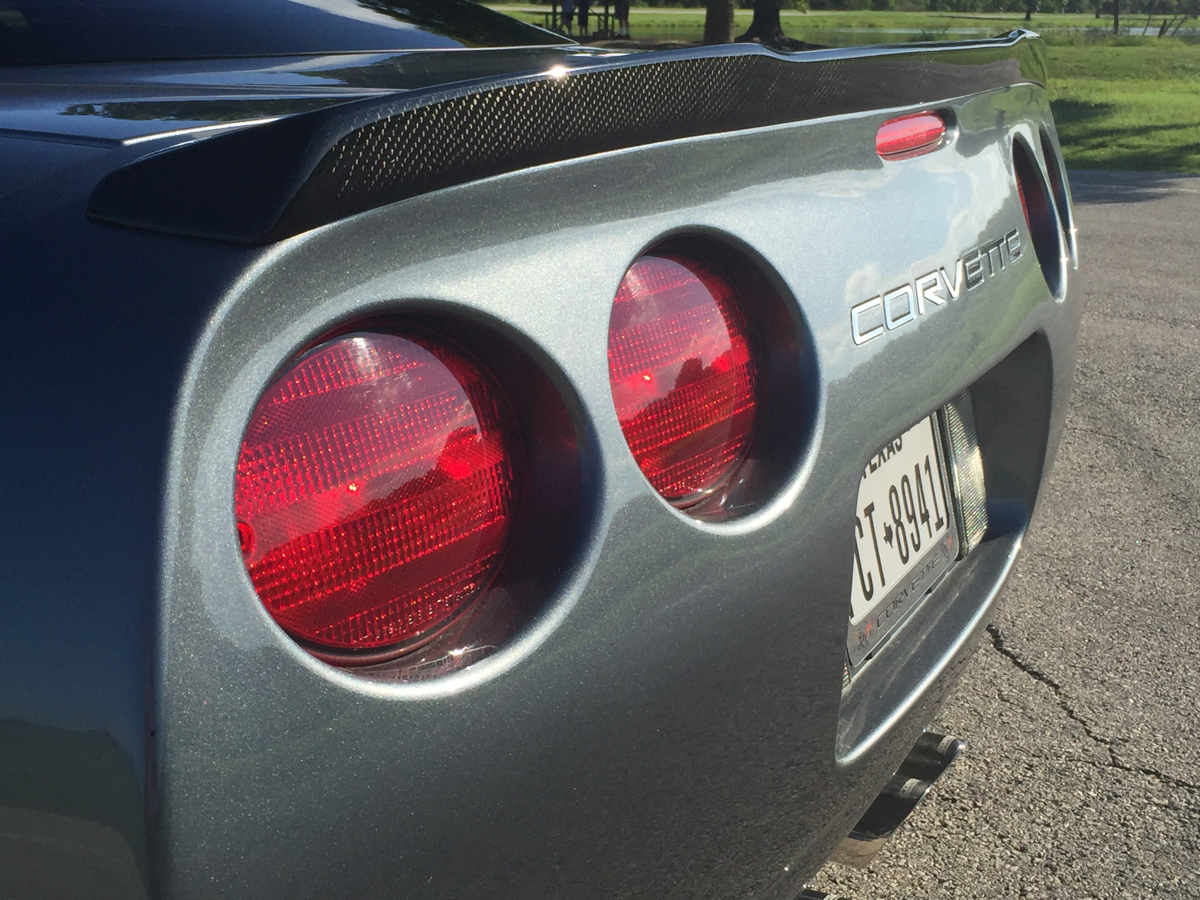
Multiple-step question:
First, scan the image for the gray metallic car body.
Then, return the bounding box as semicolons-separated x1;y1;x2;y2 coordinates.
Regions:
0;20;1078;900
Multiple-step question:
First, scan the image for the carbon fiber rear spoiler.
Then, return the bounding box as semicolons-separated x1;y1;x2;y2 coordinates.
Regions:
87;31;1048;244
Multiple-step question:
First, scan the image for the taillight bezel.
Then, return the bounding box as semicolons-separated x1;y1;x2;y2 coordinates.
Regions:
1039;127;1077;268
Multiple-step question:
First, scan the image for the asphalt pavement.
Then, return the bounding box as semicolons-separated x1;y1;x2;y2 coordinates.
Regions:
810;170;1200;900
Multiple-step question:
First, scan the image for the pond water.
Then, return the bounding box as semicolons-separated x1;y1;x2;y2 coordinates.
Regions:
789;24;1200;44
785;26;1007;45
1126;24;1200;35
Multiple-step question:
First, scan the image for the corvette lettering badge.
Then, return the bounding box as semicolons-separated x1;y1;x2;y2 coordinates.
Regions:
850;229;1022;346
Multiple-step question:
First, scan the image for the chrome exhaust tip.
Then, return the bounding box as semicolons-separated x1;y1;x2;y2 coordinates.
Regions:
829;731;966;869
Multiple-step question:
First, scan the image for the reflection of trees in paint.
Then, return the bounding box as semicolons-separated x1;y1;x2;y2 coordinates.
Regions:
622;345;756;503
0;718;147;878
3;0;556;68
356;0;556;46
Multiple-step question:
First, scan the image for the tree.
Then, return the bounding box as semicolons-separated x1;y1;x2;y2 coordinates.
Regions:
1113;0;1120;34
703;0;735;44
738;0;785;46
1141;0;1160;34
1159;0;1199;36
1024;0;1037;19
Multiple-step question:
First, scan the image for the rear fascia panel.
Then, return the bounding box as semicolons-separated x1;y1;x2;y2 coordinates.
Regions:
157;85;1079;899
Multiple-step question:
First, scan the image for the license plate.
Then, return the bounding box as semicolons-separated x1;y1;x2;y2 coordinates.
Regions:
847;414;959;667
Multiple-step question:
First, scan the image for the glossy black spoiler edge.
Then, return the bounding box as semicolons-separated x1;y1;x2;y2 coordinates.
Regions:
87;32;1049;245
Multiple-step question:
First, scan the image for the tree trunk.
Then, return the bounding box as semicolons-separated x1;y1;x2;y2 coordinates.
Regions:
1024;0;1036;21
1142;0;1159;34
703;0;735;44
1113;0;1120;35
738;0;785;46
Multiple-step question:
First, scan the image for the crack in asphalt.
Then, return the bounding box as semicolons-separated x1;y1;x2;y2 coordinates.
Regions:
986;625;1200;795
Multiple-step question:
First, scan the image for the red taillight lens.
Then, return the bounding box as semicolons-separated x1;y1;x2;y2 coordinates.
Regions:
876;111;946;160
235;332;516;654
1016;172;1031;229
607;253;758;507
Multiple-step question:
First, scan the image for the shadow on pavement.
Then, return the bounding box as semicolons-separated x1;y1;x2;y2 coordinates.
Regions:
1066;169;1200;205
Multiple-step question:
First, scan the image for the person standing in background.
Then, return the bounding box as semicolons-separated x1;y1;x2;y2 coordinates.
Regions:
560;0;575;34
577;0;591;37
614;0;629;37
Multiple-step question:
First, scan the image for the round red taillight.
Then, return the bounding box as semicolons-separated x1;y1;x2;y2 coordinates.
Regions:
607;253;758;508
235;332;517;655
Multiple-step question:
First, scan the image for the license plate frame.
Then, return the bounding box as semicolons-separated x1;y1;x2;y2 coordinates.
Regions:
847;412;960;668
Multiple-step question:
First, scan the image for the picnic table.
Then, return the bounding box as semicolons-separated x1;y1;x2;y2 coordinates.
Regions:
544;0;613;38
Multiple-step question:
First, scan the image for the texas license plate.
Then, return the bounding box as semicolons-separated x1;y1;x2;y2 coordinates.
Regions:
848;414;959;667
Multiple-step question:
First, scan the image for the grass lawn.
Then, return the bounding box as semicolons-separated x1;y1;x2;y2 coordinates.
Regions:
491;7;1200;172
1047;42;1200;172
494;6;1108;42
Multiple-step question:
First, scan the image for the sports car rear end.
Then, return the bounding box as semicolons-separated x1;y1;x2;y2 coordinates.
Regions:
0;4;1079;897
